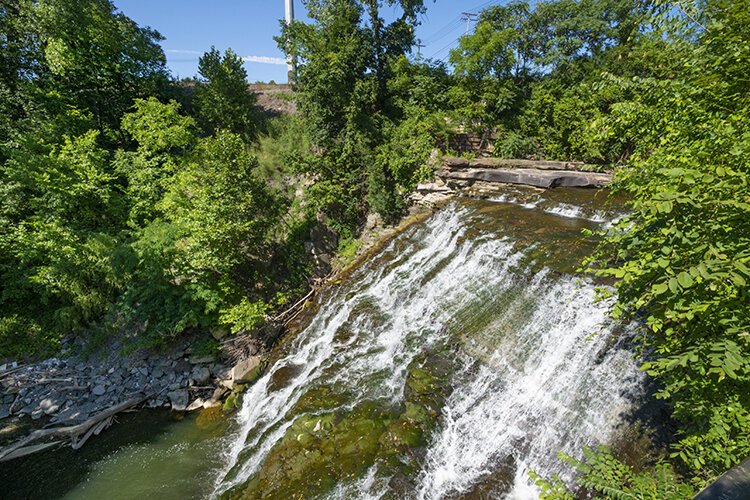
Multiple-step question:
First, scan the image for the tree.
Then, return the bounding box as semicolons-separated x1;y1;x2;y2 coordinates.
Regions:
116;131;286;344
278;0;429;228
34;0;169;133
0;119;123;357
194;47;258;141
116;97;197;227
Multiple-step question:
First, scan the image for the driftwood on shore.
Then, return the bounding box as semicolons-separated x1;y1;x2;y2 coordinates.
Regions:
0;393;150;463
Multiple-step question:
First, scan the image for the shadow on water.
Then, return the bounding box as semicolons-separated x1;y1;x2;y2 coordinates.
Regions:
0;408;232;500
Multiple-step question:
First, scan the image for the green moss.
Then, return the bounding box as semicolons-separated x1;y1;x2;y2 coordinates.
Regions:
231;402;392;499
291;385;350;415
228;350;456;499
222;393;238;411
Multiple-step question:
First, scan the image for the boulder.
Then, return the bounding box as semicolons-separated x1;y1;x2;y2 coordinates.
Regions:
92;385;106;396
231;356;263;383
191;366;211;385
210;364;230;379
186;398;205;412
167;390;189;411
210;387;228;402
40;397;60;415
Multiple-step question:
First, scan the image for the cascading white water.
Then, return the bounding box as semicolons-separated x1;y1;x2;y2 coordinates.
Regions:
213;195;644;499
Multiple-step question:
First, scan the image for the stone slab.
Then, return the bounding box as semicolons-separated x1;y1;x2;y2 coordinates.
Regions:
442;167;611;189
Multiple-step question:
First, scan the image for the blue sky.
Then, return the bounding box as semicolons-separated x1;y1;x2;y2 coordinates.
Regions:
115;0;502;82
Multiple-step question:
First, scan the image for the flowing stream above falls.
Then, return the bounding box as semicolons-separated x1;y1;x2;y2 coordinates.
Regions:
214;191;645;499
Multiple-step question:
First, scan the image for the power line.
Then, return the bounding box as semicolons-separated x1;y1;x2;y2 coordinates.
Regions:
423;21;463;45
426;0;505;61
427;33;463;61
420;0;498;44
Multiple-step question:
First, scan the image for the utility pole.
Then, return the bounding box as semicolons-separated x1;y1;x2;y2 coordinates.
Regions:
461;12;477;34
415;39;425;58
285;0;296;83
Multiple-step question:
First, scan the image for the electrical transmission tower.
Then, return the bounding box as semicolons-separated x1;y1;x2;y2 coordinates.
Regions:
461;12;478;34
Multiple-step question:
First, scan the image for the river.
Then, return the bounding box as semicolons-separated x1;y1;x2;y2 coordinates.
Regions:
2;187;647;499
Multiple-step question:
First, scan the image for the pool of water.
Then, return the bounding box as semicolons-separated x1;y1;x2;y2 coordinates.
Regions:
0;408;232;500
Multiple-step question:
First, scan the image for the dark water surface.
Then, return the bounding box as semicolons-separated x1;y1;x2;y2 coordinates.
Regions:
0;408;231;500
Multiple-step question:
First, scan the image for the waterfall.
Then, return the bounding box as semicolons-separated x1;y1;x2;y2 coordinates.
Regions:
213;195;644;499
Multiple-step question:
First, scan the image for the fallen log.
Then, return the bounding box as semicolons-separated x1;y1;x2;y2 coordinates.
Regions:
0;441;62;461
0;393;150;462
72;417;111;450
271;288;316;323
0;364;29;380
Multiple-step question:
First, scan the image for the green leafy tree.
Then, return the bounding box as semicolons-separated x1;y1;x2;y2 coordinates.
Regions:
117;131;286;344
279;0;430;228
0;117;123;356
116;97;196;226
34;0;169;133
447;0;650;158
194;47;258;141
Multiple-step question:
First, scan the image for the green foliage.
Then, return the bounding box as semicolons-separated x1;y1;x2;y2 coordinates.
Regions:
0;120;123;356
194;47;259;141
278;0;430;229
533;447;695;499
116;97;196;226
111;130;289;347
253;114;310;188
446;0;653;162
219;298;271;333
495;130;538;159
35;0;169;132
585;0;750;483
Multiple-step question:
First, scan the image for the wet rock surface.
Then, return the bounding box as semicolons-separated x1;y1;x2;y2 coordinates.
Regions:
223;349;455;500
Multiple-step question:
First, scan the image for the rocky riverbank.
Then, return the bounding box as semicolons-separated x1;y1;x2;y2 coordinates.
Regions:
0;335;266;441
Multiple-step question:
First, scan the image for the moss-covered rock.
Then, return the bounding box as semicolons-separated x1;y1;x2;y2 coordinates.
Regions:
230;401;394;499
290;385;350;415
228;349;456;499
380;350;454;472
223;392;240;411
